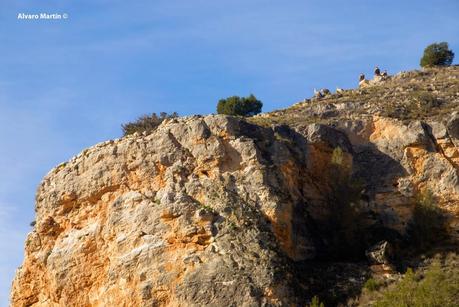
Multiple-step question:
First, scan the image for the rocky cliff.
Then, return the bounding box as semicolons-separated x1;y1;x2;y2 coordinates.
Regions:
11;67;459;306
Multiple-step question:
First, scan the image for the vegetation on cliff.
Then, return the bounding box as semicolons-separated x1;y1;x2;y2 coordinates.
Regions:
407;190;448;252
122;112;178;136
359;253;459;306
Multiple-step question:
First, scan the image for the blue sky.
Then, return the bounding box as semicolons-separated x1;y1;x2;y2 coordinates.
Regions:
0;0;458;304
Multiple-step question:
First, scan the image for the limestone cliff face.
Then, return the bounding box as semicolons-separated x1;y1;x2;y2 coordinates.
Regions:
11;116;317;306
10;73;459;305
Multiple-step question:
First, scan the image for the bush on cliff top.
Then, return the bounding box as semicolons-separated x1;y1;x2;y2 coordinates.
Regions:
420;42;454;67
122;112;178;136
217;94;262;116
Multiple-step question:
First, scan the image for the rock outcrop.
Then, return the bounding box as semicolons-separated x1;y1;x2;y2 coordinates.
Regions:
11;67;459;306
11;116;319;306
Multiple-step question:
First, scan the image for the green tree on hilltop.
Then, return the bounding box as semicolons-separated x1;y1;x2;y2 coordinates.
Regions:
217;94;262;116
420;42;454;67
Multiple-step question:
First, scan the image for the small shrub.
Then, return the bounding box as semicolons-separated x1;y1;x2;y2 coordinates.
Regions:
217;94;262;116
411;91;441;109
380;104;409;120
309;295;325;307
364;278;381;292
407;190;447;250
331;146;345;166
121;112;178;136
382;92;441;120
420;42;454;67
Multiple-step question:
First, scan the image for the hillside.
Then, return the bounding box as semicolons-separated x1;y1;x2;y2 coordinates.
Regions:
252;66;459;126
11;66;459;306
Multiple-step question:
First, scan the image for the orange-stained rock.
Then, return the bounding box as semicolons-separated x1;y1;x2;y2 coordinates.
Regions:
11;111;459;306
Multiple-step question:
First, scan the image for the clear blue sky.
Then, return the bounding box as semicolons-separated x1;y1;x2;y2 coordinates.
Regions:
0;0;458;304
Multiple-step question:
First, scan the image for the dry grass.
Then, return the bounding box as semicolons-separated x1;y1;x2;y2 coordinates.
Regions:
248;66;459;128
